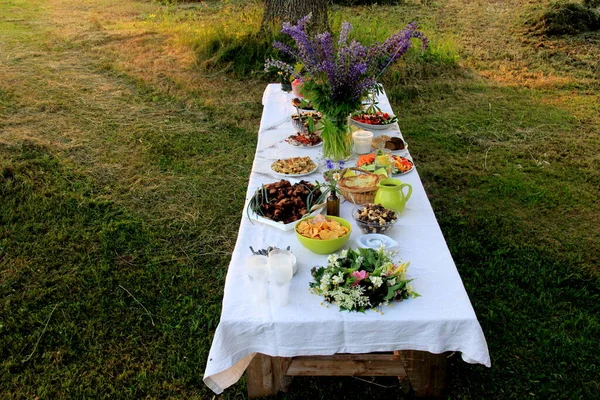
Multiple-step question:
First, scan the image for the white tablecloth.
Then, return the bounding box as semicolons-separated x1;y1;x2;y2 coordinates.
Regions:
203;84;491;394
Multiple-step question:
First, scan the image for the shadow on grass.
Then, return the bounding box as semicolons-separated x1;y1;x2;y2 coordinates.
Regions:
0;142;224;398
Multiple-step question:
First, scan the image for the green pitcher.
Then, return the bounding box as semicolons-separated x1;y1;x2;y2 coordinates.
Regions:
374;178;412;214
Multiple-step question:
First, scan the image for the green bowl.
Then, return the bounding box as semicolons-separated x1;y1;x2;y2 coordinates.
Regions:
295;216;352;255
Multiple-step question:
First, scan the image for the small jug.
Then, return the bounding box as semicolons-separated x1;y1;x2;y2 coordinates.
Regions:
374;178;412;214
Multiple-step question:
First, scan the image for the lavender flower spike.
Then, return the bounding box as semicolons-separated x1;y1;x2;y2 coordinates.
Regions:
269;15;428;115
273;41;294;57
338;22;352;46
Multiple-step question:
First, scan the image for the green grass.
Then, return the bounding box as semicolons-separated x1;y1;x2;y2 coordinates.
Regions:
0;142;218;397
1;0;599;399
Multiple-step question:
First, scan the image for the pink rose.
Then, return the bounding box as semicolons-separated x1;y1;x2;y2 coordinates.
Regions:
351;270;369;286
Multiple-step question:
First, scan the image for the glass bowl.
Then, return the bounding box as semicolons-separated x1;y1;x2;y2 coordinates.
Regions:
352;206;398;235
291;112;322;134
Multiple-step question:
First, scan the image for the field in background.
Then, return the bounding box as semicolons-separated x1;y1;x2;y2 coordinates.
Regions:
1;0;598;398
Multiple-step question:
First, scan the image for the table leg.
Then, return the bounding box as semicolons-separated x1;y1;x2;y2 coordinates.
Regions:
246;353;292;398
246;351;447;398
397;350;448;398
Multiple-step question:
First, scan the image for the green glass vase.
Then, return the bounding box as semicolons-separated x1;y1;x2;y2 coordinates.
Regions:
321;115;352;161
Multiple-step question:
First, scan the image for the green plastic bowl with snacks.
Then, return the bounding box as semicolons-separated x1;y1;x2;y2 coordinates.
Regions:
352;204;398;234
295;216;352;255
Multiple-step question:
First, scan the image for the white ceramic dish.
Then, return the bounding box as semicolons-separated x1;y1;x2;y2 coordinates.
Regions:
356;234;399;249
271;163;319;178
396;164;415;175
357;155;414;176
351;119;397;131
248;206;325;231
285;138;323;148
372;140;409;153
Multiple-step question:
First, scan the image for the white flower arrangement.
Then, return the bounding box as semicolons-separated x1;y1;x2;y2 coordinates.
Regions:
309;247;419;312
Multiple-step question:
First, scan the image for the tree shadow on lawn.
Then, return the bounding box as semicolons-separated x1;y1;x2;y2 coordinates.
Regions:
0;142;224;398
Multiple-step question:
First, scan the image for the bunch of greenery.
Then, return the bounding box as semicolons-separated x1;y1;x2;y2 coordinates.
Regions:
265;14;427;159
310;247;418;312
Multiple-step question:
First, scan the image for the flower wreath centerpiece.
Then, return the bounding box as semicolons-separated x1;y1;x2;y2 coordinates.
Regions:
265;15;428;160
310;247;419;312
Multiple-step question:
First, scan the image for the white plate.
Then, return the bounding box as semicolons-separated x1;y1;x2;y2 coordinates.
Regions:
371;140;409;153
392;155;415;175
396;164;414;175
270;163;319;178
356;234;398;249
285;138;323;148
351;119;397;131
357;158;414;176
248;206;325;231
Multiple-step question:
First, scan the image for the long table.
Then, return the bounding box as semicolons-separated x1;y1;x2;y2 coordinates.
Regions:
203;84;490;397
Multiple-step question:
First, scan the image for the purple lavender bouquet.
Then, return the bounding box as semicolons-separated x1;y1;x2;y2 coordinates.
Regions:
265;15;427;160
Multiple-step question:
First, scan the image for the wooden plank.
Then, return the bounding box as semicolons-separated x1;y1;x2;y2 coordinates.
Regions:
275;357;293;393
286;354;407;377
246;353;292;398
399;350;448;398
393;350;413;393
246;352;448;397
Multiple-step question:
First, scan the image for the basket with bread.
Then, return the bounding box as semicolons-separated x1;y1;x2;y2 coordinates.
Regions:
337;167;385;205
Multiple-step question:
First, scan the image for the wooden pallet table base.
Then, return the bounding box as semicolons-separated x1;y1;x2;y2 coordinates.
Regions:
246;350;447;398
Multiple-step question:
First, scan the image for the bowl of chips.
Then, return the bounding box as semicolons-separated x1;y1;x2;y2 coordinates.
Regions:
295;215;352;254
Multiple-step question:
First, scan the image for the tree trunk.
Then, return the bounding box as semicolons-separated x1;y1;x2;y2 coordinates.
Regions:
262;0;330;32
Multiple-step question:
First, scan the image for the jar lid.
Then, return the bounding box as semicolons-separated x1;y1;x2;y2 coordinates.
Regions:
352;130;373;138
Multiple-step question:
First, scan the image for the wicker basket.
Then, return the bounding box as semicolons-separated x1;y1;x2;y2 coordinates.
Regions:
337;167;384;205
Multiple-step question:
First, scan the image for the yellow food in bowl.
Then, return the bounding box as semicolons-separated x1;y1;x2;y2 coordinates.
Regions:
295;215;352;255
297;215;349;239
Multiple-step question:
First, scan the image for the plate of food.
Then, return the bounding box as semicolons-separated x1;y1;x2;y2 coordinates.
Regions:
356;153;414;175
271;156;318;177
350;111;398;130
291;97;315;112
371;135;408;152
247;180;326;231
285;132;323;147
291;111;322;134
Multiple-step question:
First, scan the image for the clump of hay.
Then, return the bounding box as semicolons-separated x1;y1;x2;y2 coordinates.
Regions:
584;0;600;9
527;2;600;35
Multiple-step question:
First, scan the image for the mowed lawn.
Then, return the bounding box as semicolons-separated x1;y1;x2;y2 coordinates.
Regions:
1;0;599;399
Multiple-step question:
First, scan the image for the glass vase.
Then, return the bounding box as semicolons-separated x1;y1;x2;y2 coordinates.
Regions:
326;192;340;217
280;74;292;92
321;115;352;161
281;81;292;92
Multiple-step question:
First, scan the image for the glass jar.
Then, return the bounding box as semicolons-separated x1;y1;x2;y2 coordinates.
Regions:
374;149;393;176
326;192;340;217
352;130;374;154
